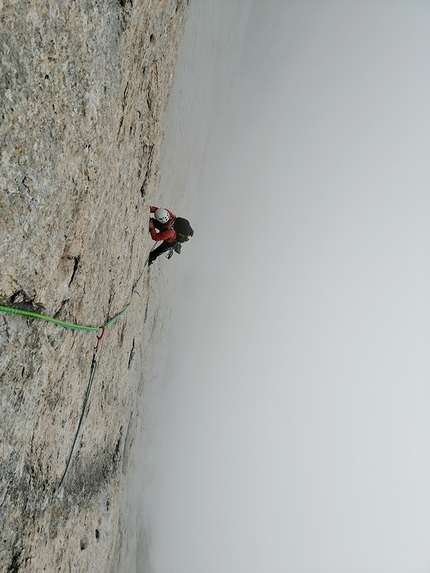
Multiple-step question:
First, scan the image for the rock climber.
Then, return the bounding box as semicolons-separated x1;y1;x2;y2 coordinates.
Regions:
148;206;194;265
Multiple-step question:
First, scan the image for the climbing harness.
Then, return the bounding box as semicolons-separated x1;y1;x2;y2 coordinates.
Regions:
0;257;149;490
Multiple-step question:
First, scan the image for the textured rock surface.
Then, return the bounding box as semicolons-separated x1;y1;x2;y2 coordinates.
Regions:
0;1;188;571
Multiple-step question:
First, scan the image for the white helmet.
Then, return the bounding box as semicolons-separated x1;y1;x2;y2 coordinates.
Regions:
155;208;170;224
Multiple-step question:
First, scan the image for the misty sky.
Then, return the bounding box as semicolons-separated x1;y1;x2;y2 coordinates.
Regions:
143;2;430;572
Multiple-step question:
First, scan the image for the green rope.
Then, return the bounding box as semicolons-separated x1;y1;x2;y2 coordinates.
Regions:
55;259;149;490
0;257;148;490
0;258;149;332
0;305;101;331
103;262;147;327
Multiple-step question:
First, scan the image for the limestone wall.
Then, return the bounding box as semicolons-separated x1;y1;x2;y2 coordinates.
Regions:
0;1;188;571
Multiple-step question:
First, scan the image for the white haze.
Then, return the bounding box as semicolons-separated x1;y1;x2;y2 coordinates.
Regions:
135;2;430;573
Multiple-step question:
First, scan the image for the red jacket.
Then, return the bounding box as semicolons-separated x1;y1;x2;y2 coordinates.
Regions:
149;206;176;243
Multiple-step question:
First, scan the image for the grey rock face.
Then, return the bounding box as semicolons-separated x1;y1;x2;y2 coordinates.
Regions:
0;1;188;571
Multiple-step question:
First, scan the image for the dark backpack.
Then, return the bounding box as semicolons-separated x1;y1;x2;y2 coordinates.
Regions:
173;217;194;243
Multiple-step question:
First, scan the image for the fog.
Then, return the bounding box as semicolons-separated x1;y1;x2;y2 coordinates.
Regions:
140;2;430;572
